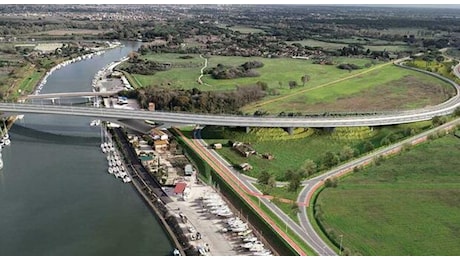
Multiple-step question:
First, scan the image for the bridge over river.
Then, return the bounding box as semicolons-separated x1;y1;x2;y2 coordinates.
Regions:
5;62;458;129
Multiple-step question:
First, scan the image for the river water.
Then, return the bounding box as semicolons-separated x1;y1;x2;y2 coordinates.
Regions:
0;41;174;255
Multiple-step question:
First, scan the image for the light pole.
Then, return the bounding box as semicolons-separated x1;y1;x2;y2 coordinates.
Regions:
339;234;343;256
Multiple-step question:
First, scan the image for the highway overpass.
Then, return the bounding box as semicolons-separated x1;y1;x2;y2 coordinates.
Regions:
2;61;459;129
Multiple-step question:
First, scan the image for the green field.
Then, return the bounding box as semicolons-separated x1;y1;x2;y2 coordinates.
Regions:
129;53;380;92
315;134;460;256
197;121;432;181
243;64;455;114
127;53;453;114
217;24;265;34
286;39;411;52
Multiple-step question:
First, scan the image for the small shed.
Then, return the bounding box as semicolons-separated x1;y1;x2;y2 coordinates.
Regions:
154;139;169;152
239;163;253;171
173;182;187;195
184;164;195;176
173;182;190;200
212;143;222;150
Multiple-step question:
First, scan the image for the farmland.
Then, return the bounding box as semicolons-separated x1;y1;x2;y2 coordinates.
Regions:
315;134;460;255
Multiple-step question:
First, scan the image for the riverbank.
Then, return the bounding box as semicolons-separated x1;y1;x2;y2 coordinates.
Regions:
104;122;274;256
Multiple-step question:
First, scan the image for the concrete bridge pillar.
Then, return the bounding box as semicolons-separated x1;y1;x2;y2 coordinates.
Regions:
245;126;250;133
284;127;294;135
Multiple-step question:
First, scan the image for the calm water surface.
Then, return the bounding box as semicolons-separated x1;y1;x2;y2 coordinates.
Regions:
0;41;174;256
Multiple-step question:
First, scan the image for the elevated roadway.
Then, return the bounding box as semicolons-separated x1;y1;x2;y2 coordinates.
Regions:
3;62;460;128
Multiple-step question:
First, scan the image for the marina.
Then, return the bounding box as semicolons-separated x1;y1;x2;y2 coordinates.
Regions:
0;41;174;255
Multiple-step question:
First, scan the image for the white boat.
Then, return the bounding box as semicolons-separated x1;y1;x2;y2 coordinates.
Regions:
238;229;253;236
228;218;244;226
218;211;233;217
172;248;181;256
242;241;261;249
252;249;272;256
0;154;3;170
231;224;248;232
249;244;265;252
122;176;131;183
4;139;10;146
108;167;114;174
243;235;258;243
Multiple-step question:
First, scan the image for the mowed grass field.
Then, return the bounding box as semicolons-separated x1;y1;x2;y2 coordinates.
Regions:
129;53;453;114
315;134;460;256
130;53;379;91
243;64;455;113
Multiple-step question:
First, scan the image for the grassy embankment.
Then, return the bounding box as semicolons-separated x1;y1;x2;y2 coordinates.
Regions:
314;133;460;256
196;121;431;182
406;58;460;85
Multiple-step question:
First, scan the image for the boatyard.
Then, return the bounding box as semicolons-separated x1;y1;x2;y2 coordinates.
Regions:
86;48;275;256
162;176;274;256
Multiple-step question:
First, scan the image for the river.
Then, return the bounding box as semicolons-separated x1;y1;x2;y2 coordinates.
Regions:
0;41;174;256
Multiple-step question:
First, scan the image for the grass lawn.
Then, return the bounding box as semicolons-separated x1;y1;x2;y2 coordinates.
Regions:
127;53;380;92
315;134;460;256
243;64;454;114
18;70;43;94
126;53;452;114
198;121;432;182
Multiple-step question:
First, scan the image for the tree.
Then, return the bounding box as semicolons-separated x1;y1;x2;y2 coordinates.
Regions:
288;80;298;89
301;74;310;86
267;176;277;189
257;171;271;185
287;170;302;192
339;146;355;161
363;141;374;153
323;152;339;167
431;115;445;126
300;159;317;177
454;107;460;117
324;177;338;188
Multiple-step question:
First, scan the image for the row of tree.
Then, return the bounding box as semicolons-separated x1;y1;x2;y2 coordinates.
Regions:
119;84;267;114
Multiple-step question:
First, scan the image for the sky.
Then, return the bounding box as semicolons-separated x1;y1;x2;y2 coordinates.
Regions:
1;0;459;6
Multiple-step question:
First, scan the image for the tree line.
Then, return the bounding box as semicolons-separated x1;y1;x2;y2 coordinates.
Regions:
119;83;267;114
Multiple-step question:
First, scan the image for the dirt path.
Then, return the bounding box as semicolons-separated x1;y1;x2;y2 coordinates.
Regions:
197;55;212;87
243;59;397;111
